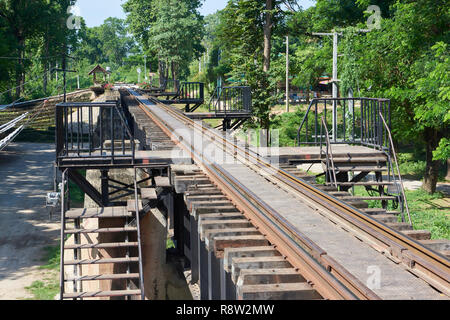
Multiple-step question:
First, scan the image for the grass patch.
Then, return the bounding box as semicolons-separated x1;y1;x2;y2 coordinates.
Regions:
353;186;449;240
25;244;60;300
25;279;59;300
69;170;86;206
404;189;450;240
39;245;60;270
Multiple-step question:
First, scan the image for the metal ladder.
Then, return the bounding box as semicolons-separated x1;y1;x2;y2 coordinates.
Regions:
59;169;145;300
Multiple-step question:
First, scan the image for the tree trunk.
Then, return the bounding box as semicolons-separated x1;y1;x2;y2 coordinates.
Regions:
446;159;450;181
15;37;25;98
171;61;175;81
263;0;273;73
43;27;49;93
422;127;442;194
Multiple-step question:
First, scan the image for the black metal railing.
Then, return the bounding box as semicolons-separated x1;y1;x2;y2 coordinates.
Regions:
296;98;391;150
162;79;180;92
176;82;204;101
56;101;135;165
379;112;412;225
320;116;338;188
208;86;252;114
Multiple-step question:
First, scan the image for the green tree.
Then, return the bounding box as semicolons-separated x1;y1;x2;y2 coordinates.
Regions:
337;1;449;193
148;0;204;81
216;0;286;133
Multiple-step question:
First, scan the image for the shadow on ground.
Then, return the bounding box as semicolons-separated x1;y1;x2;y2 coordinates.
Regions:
0;143;59;287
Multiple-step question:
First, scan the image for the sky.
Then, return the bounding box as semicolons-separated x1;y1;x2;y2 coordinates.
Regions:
76;0;315;28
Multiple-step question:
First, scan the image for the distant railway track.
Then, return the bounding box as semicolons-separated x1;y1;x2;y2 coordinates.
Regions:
128;89;449;300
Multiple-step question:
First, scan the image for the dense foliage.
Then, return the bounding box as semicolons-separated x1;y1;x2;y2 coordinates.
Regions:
0;0;447;192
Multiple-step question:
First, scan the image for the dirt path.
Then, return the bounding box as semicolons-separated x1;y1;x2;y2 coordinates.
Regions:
0;142;59;300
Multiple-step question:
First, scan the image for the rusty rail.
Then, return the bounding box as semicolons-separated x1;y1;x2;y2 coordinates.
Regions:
130;89;450;299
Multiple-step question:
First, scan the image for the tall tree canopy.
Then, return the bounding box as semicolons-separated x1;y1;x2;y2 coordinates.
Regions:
124;0;204;82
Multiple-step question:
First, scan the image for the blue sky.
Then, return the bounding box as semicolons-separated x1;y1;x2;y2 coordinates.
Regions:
76;0;315;28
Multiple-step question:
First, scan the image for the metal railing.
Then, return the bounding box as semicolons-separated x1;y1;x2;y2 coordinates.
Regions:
208;86;252;115
379;112;412;225
56;101;135;165
297;98;391;150
175;82;204;101
320;116;338;188
163;79;180;92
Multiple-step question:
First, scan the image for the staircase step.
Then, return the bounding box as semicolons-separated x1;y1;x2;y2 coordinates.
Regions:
64;257;139;265
327;182;395;186
402;230;431;240
372;214;398;224
419;239;450;251
330;157;387;163
402;230;432;240
386;222;413;231
63;290;141;299
346;200;369;209
333;166;388;172
127;200;143;212
65;207;131;219
65;273;140;282
65;242;139;250
439;250;450;259
141;188;157;200
155;176;171;187
338;196;397;201
313;185;339;192
65;227;137;234
330;191;352;197
361;208;387;215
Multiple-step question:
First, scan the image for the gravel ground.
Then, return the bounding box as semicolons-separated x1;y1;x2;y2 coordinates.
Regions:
0;142;59;300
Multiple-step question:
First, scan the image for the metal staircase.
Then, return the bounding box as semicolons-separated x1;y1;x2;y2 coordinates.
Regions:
59;168;147;300
297;98;412;225
60;171;145;300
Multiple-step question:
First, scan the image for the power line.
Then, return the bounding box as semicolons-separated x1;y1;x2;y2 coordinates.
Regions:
0;68;55;97
0;54;64;60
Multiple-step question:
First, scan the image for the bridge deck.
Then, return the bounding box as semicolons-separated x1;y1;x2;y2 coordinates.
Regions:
254;145;386;163
129;89;444;300
184;112;252;120
57;149;192;168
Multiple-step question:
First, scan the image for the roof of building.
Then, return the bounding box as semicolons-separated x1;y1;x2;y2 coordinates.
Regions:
88;64;111;75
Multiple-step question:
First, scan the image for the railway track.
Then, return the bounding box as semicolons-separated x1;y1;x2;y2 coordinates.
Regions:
126;88;449;300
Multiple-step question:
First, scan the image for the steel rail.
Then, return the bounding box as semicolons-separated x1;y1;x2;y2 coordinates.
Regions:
143;97;450;297
129;90;449;298
128;90;370;300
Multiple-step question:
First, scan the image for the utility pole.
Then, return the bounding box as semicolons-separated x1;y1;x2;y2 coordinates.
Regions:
55;53;77;102
144;55;147;81
312;30;341;140
62;55;66;102
312;29;370;140
286;35;289;113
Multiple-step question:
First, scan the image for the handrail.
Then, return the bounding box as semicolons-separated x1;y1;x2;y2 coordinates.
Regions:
297;99;316;146
320;116;338;188
297;97;391;151
56;101;135;163
208;86;252;114
0;112;29;133
59;169;68;300
379;112;412;226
